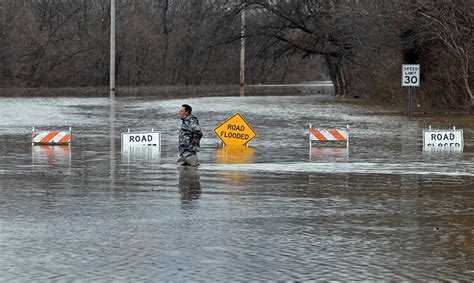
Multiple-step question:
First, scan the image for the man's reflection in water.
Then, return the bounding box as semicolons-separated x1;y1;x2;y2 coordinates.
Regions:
178;167;201;207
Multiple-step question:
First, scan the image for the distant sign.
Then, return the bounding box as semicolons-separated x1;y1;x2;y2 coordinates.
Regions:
402;64;420;87
423;129;463;151
214;113;257;146
121;131;161;149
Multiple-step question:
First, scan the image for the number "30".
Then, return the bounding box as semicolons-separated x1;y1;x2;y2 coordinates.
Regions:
404;76;418;84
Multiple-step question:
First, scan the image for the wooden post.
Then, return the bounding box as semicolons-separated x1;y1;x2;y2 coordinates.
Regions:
110;0;116;92
309;124;312;159
239;8;245;97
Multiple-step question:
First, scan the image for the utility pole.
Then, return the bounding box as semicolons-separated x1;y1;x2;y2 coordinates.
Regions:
109;0;116;186
239;8;245;97
110;0;116;93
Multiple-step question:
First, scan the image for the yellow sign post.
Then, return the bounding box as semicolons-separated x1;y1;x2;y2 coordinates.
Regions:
214;113;257;146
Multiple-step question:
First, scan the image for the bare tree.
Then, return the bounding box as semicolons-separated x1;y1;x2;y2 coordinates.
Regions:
405;0;473;108
241;0;349;95
0;0;471;110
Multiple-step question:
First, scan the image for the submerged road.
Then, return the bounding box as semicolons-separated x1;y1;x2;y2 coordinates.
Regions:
0;94;473;280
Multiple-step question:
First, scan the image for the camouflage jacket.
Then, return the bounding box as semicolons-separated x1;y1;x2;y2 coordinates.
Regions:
179;114;203;155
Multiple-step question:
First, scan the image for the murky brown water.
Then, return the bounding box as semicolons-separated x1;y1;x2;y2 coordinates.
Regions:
0;94;473;280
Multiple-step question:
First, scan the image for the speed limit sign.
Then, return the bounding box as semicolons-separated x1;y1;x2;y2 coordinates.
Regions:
402;64;420;87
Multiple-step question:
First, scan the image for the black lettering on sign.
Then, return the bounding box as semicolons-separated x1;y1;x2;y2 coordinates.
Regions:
438;133;453;140
433;142;461;148
129;134;156;143
430;133;457;141
227;124;245;131
221;131;249;140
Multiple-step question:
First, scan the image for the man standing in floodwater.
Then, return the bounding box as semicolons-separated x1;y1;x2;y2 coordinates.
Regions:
177;104;203;166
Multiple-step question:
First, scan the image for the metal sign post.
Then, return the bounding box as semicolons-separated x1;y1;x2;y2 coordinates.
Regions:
408;86;413;120
402;64;420;120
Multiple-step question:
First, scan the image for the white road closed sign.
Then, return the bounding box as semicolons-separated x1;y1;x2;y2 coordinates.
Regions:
423;129;463;151
402;64;420;87
121;131;161;149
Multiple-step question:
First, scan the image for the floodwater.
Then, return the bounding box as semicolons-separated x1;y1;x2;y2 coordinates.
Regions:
0;94;473;281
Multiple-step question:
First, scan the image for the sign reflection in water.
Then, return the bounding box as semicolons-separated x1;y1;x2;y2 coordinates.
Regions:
32;145;71;167
309;146;349;162
215;146;255;185
121;146;161;165
216;146;255;164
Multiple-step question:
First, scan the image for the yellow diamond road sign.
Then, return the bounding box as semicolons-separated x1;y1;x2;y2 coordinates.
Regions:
214;113;257;146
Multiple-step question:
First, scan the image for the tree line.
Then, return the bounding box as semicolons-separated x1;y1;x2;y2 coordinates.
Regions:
0;0;472;110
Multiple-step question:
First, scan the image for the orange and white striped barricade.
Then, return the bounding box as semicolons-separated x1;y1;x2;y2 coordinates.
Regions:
32;127;72;145
309;124;349;151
